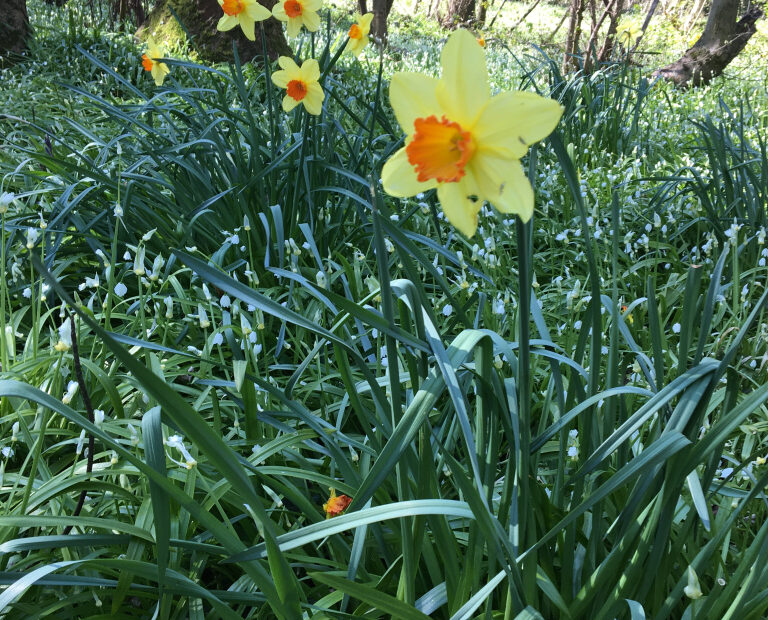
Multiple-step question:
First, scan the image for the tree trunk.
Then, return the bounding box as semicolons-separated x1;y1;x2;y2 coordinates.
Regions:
370;0;393;42
113;0;144;28
655;0;763;87
442;0;476;28
137;0;289;64
476;0;487;25
562;0;586;73
0;0;30;58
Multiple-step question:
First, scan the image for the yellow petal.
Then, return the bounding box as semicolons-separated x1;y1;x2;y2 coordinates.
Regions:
348;37;366;57
300;58;320;82
151;62;170;86
381;147;437;197
272;2;287;19
283;94;301;113
271;69;290;88
302;10;320;31
469;154;533;220
247;2;272;20
286;18;302;37
304;0;321;10
436;29;490;126
217;14;237;31
474;91;563;158
389;72;440;136
277;56;299;73
437;179;481;237
239;16;256;40
303;83;324;115
360;12;373;29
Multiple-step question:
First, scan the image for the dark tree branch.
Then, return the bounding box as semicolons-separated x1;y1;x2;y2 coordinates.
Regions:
62;315;96;536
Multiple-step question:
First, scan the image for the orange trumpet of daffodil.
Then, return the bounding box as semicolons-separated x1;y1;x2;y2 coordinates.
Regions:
142;37;170;87
381;29;564;237
347;13;373;57
271;57;324;115
216;0;271;41
272;0;322;38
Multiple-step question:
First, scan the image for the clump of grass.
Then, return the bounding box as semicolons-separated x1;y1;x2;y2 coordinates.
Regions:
1;0;768;618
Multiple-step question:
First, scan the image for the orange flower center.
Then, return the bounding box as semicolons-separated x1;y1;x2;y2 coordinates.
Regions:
284;0;303;17
142;54;154;71
286;79;308;101
348;23;362;39
406;115;475;184
221;0;245;14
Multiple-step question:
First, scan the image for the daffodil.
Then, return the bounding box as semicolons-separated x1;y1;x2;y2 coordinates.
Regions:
346;13;373;57
141;36;170;87
271;57;324;115
323;488;352;518
272;0;321;38
381;29;563;237
217;0;271;41
616;15;643;46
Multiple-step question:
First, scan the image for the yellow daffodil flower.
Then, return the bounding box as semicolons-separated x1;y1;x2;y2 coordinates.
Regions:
142;37;170;87
271;57;324;115
616;16;643;46
347;13;373;57
381;29;563;237
272;0;321;38
216;0;271;41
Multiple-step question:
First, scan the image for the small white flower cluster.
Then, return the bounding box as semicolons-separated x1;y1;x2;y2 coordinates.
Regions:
567;429;579;461
165;434;197;469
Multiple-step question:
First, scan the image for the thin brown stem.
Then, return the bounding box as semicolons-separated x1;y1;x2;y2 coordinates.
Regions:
62;315;95;536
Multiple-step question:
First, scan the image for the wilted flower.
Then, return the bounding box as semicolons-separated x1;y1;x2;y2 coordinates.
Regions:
323;488;352;518
684;566;703;599
166;434;197;469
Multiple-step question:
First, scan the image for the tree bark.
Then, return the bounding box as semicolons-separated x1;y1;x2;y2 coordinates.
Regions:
137;0;289;64
655;0;763;87
370;0;393;42
476;0;487;25
0;0;30;58
562;0;586;73
442;0;476;28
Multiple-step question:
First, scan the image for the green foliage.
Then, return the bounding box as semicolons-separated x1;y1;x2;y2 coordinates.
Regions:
0;0;768;618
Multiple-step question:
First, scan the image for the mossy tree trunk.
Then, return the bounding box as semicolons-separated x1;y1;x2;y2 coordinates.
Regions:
442;0;476;28
138;0;289;64
655;0;763;87
0;0;30;58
